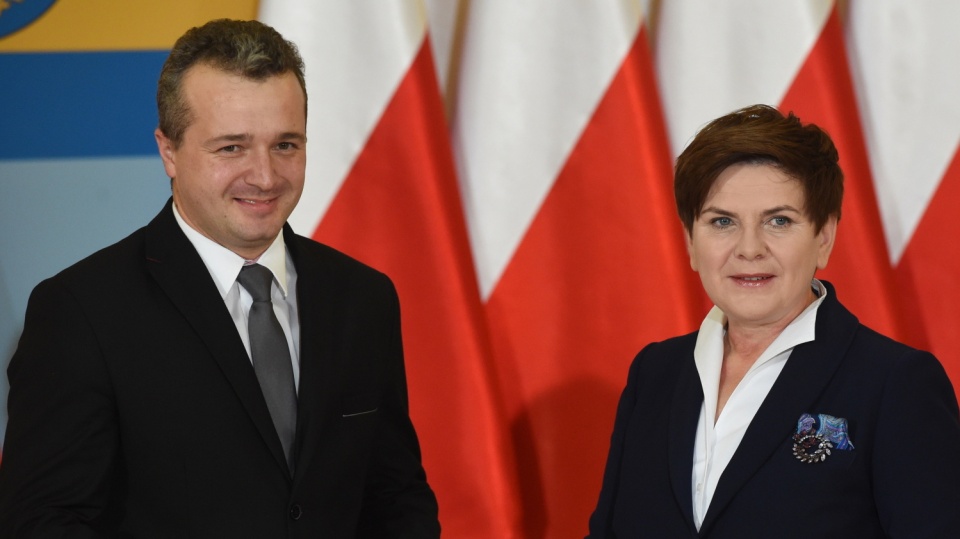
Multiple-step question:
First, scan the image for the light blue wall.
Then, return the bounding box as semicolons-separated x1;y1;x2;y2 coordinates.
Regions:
0;50;170;446
0;157;171;445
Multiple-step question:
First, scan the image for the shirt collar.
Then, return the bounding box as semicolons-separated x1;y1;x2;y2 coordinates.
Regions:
694;279;828;392
172;202;289;299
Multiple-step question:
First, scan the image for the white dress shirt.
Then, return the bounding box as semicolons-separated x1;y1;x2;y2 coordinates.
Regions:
172;203;301;390
691;279;827;529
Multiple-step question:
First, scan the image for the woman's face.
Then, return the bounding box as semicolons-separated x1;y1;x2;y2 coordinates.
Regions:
685;162;837;331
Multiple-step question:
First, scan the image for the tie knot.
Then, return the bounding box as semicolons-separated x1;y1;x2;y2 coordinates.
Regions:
238;264;274;302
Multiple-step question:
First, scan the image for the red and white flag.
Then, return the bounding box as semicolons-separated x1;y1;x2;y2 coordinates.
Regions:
258;0;960;534
656;0;960;391
451;1;701;535
656;0;906;341
259;2;521;536
846;0;960;386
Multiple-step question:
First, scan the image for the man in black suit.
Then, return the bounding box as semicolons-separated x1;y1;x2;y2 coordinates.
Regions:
0;19;439;537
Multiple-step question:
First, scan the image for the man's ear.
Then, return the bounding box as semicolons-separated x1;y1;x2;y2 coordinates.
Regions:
155;128;177;179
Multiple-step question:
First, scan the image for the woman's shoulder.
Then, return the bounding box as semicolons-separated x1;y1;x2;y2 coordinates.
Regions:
627;330;700;375
640;330;700;355
848;324;933;363
834;320;951;402
820;283;935;367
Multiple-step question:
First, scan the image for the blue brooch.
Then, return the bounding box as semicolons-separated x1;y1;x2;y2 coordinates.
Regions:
792;413;854;463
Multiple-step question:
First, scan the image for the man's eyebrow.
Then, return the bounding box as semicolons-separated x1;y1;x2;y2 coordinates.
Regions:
277;132;307;142
204;132;306;146
205;133;251;145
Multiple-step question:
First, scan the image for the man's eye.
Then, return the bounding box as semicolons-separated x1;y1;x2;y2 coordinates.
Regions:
276;142;297;151
220;145;240;153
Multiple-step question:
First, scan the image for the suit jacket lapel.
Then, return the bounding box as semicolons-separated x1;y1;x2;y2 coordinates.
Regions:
667;347;705;532
143;200;291;479
699;284;859;534
285;229;340;487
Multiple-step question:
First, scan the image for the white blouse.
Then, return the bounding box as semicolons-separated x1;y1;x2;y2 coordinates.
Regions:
691;279;827;530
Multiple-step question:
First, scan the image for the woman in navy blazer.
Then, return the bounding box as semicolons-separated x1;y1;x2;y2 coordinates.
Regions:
587;105;960;538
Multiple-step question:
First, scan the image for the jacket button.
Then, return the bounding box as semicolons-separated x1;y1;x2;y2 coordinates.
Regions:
289;504;302;520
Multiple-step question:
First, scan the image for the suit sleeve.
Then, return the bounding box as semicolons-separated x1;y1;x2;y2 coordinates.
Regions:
0;278;119;538
586;347;644;538
355;280;440;538
872;349;960;537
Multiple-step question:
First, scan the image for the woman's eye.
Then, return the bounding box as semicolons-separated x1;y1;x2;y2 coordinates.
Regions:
711;217;733;227
770;216;792;227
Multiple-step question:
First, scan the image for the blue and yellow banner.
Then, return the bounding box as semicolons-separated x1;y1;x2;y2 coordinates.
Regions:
1;0;259;158
0;0;259;448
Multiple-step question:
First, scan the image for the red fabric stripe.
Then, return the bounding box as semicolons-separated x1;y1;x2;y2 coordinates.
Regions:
314;38;521;537
483;26;702;536
897;147;960;393
780;7;906;340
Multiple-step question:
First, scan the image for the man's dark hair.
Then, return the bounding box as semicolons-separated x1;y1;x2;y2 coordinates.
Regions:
157;18;306;147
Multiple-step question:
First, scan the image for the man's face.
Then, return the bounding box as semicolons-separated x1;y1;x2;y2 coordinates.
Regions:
155;63;306;260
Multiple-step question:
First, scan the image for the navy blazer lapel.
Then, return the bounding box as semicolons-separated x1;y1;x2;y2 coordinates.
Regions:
284;229;340;485
699;284;859;534
667;347;704;531
143;200;292;479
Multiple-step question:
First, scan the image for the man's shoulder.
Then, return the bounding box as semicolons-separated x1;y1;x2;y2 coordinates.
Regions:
50;225;149;287
286;231;393;287
19;224;153;325
48;199;184;290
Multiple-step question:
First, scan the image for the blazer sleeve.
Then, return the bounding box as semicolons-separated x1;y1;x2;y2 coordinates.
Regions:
586;347;644;538
0;278;119;538
355;280;440;538
872;349;960;537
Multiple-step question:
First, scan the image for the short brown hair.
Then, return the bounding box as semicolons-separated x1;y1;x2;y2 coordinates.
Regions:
157;19;306;147
674;104;843;234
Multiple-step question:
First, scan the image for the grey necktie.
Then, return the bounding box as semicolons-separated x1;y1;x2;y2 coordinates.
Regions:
237;264;297;474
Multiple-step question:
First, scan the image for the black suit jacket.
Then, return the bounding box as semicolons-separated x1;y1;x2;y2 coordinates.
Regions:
0;200;439;538
588;281;960;538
